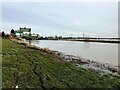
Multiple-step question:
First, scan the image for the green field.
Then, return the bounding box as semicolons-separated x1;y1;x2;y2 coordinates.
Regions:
2;39;120;89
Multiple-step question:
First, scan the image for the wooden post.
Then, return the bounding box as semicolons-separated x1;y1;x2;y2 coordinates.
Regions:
20;28;21;37
29;28;31;38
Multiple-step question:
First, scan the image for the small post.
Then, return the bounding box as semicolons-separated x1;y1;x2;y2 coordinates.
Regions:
29;28;31;38
20;28;21;37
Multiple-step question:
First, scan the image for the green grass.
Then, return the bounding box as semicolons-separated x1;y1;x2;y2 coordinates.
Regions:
2;39;120;89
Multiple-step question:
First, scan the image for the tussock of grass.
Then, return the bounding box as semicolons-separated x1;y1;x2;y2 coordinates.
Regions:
2;39;120;88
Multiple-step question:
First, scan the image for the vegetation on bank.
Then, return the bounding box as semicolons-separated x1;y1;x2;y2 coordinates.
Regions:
2;39;120;89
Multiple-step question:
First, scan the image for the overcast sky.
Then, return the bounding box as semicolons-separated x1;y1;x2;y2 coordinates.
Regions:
2;1;118;37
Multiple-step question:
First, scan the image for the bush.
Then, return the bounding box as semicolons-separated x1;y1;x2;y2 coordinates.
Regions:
2;31;5;38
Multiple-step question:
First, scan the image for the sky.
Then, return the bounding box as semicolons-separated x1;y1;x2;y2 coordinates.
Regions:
1;0;119;37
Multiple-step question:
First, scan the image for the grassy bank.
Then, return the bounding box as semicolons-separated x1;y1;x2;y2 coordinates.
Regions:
2;39;120;89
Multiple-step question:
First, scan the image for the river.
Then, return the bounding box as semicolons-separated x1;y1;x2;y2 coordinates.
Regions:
26;40;118;66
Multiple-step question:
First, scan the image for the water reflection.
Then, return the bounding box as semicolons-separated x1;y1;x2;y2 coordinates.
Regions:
28;40;39;45
83;42;90;49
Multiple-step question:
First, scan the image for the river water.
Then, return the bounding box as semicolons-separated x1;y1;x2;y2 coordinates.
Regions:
26;40;118;66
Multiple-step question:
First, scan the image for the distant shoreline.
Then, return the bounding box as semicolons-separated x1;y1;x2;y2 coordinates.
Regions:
65;39;120;44
24;38;120;44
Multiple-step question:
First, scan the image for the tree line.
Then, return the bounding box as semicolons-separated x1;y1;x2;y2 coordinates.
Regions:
1;29;16;39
